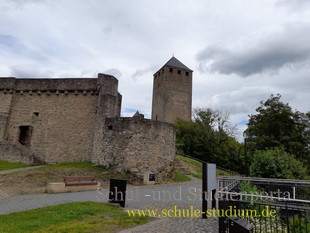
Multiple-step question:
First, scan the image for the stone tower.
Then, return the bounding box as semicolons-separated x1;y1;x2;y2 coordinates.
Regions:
151;57;193;123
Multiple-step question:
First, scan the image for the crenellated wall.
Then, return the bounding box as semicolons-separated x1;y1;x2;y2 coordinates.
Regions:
0;74;121;163
0;73;176;181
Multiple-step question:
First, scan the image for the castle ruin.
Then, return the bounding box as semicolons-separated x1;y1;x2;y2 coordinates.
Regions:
0;57;192;181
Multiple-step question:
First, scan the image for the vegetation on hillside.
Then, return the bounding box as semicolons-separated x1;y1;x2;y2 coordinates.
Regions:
249;147;308;179
174;94;309;179
174;108;245;174
174;155;238;180
246;94;310;178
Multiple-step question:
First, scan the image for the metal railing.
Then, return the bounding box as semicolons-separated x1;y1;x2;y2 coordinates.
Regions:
218;177;310;202
219;199;310;233
217;177;310;233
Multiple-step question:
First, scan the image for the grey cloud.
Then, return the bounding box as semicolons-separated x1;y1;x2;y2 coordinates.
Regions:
196;23;310;77
0;35;16;47
104;69;122;78
276;0;310;12
0;0;50;11
208;86;297;115
10;65;54;78
209;86;277;114
131;66;157;80
0;34;52;63
196;46;228;61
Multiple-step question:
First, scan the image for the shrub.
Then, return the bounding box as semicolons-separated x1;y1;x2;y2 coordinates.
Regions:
249;148;307;179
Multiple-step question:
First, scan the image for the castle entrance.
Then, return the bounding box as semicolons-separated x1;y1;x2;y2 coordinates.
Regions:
19;126;33;146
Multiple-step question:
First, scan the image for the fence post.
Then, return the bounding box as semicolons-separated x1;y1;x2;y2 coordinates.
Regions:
202;162;208;219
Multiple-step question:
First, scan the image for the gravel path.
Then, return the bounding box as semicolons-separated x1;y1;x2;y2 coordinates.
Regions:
0;165;47;174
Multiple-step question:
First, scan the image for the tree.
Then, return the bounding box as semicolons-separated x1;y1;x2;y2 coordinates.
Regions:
249;148;308;179
246;94;310;166
193;108;238;138
175;108;245;173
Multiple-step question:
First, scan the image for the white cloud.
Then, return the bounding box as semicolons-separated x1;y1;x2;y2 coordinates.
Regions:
0;0;309;137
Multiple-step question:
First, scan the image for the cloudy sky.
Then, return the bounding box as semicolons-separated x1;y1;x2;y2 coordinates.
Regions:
1;0;309;139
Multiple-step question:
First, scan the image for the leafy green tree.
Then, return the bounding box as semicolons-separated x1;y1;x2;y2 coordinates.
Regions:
246;94;310;166
249;148;308;179
175;108;245;173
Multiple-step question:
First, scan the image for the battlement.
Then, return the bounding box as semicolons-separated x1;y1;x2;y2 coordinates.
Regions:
0;58;183;181
0;73;122;163
104;116;175;132
0;77;98;91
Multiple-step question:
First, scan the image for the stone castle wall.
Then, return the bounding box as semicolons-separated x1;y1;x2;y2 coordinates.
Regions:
0;73;177;181
0;90;13;141
0;141;37;164
0;75;121;163
5;91;98;163
92;116;176;181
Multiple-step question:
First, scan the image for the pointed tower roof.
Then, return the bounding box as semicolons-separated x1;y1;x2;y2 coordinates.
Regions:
133;111;140;117
163;57;193;72
132;110;144;119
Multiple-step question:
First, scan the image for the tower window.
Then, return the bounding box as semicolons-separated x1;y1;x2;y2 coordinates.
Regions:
158;72;160;76
178;70;181;74
33;112;40;117
186;72;189;76
169;68;173;73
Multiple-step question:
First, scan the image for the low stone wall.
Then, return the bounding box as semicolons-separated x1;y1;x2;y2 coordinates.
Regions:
0;141;36;164
92;117;176;182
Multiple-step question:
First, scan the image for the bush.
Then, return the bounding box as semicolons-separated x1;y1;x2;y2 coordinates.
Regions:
249;148;307;179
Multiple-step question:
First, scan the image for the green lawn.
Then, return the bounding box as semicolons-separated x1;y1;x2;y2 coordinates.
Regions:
171;168;191;182
0;160;28;171
176;155;237;179
0;202;149;233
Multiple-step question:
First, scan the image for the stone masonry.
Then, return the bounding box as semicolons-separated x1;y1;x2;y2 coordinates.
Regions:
152;57;193;124
92;116;176;181
0;62;181;181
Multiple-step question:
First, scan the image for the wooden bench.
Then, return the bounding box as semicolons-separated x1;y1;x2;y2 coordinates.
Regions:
64;176;98;186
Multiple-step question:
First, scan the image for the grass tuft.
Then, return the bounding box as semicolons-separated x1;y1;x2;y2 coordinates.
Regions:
176;155;237;179
172;168;191;182
0;202;149;233
0;160;29;171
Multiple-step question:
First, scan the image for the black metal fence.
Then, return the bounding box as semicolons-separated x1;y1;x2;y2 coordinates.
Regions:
219;199;310;233
218;177;310;233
